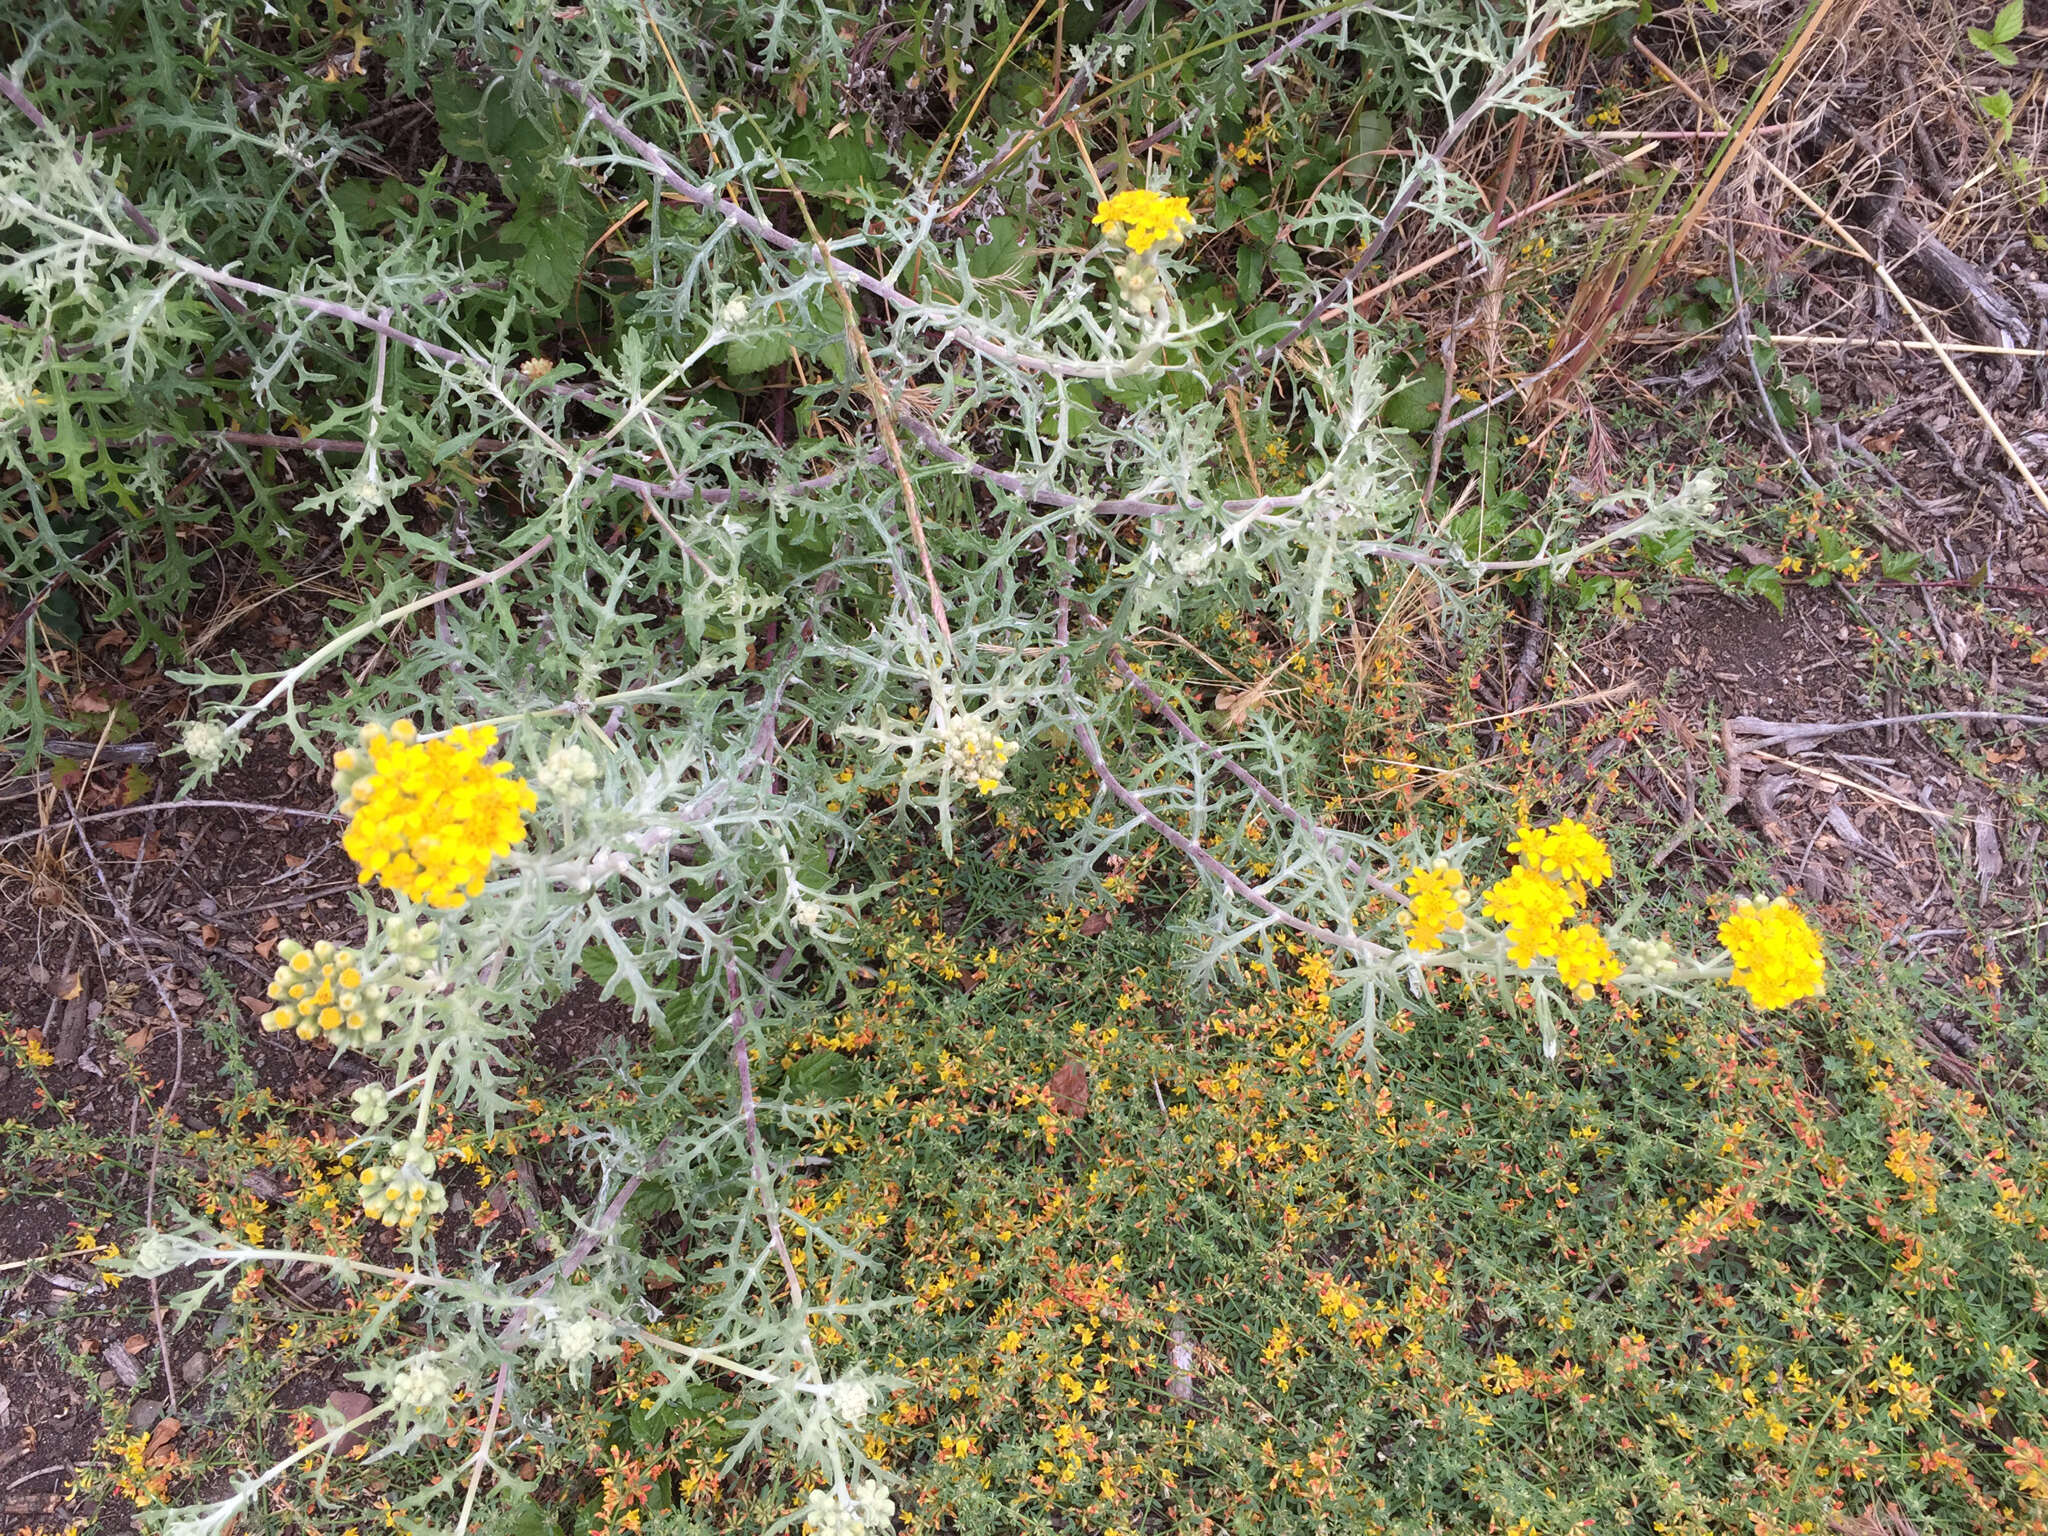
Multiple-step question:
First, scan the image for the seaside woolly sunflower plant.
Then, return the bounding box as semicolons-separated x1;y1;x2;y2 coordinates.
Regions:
42;0;1837;1524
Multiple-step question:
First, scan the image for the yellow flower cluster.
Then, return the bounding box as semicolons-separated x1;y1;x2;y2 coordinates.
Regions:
261;938;380;1047
1718;896;1825;1009
1481;820;1618;991
1480;862;1579;968
1506;817;1612;898
359;1145;448;1230
335;719;536;908
1092;189;1196;255
1553;923;1622;1001
1398;861;1469;953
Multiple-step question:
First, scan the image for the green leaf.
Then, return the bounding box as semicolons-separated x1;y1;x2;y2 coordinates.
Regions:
577;943;619;988
810;119;882;189
1380;362;1445;434
1265;242;1307;287
1994;0;2025;44
1735;564;1786;612
498;195;600;307
1238;208;1280;244
967;215;1034;279
786;1050;862;1101
1235;243;1266;301
723;330;792;375
431;75;490;162
496;1494;557;1536
1880;548;1924;580
623;1380;742;1449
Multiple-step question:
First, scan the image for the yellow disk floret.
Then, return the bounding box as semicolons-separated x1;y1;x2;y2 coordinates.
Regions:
1507;818;1613;898
1481;863;1578;968
1092;189;1196;255
1553;924;1622;1001
1718;896;1825;1009
337;720;537;909
1398;861;1469;953
261;937;380;1048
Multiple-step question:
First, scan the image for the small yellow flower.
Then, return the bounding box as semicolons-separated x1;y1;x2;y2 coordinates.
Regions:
336;720;536;909
1092;188;1196;255
1481;863;1578;967
1397;860;1469;953
1718;895;1825;1008
1553;924;1621;1000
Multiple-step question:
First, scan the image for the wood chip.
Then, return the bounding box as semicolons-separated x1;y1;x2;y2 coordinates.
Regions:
1049;1061;1090;1119
103;1342;140;1388
327;1391;375;1457
1974;804;2004;899
143;1417;181;1467
1824;805;1868;847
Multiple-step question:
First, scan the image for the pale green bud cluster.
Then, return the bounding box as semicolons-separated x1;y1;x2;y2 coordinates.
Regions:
130;1231;183;1277
387;1353;455;1414
1113;256;1170;315
383;916;440;976
547;1312;616;1367
179;718;240;775
802;1481;895;1536
827;1378;874;1427
350;1082;393;1128
536;743;601;807
1618;935;1683;980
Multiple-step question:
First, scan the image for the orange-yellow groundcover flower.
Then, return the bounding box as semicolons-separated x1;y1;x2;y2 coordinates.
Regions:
334;719;536;908
1092;189;1196;255
1718;895;1825;1008
1398;861;1469;952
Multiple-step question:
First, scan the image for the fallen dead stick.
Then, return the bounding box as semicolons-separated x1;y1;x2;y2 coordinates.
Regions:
1726;710;2048;757
1443;677;1639;732
1620;329;2048;359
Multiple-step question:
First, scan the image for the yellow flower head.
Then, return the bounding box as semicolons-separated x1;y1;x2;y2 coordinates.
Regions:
1398;860;1469;953
1481;863;1578;968
1553;924;1621;1001
1092;189;1196;255
337;720;537;909
262;937;381;1047
1507;818;1612;898
1718;895;1825;1009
